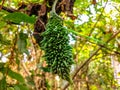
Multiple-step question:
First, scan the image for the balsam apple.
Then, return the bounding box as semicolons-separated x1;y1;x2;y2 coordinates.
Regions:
40;12;74;83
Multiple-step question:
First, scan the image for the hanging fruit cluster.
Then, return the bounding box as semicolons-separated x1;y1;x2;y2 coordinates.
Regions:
40;12;74;82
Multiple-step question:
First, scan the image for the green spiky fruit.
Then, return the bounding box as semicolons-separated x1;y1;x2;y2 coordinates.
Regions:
40;12;74;82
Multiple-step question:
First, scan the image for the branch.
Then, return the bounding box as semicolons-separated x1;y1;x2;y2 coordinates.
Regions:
62;30;120;90
62;48;101;90
1;6;17;13
99;44;120;55
70;29;120;55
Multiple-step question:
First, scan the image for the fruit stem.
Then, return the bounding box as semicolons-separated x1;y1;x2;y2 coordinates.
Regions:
52;0;58;13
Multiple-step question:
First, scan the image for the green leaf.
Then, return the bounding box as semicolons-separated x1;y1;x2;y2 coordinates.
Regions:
17;39;27;53
26;76;35;86
15;55;20;70
40;67;50;72
0;63;5;68
45;80;51;90
8;69;25;83
13;86;20;90
4;12;36;24
0;67;7;74
90;85;97;90
0;72;3;80
0;33;11;45
17;32;29;55
14;84;29;90
19;32;28;39
0;21;6;28
7;87;14;90
0;77;7;90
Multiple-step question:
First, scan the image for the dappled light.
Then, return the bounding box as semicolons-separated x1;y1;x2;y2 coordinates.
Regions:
0;0;120;90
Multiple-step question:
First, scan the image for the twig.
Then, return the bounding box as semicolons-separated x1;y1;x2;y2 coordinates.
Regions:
21;62;30;76
0;0;6;10
62;30;120;90
89;0;108;36
9;33;18;64
113;6;120;12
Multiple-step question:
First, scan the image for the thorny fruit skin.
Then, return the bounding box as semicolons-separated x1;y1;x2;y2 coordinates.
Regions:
41;12;74;83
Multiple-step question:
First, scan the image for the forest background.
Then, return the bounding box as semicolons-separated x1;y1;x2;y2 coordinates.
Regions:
0;0;120;90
